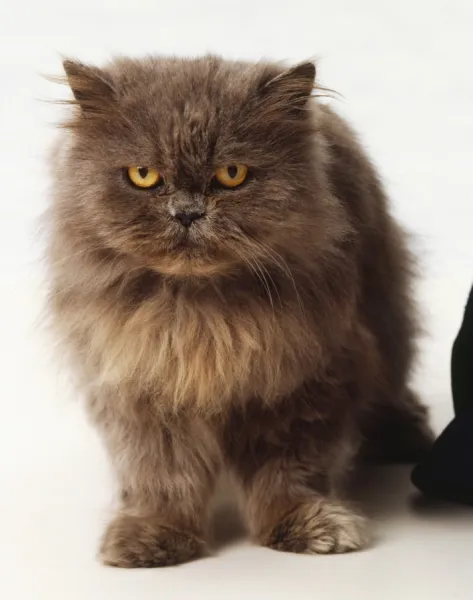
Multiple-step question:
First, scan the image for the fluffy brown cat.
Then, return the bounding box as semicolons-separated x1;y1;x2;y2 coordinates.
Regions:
47;55;433;567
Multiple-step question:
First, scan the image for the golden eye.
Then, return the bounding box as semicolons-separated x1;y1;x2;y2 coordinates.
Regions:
126;166;161;189
214;164;248;188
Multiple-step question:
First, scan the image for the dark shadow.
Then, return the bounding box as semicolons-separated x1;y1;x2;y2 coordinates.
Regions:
350;465;415;519
208;477;248;550
209;503;247;550
409;491;473;518
350;464;473;521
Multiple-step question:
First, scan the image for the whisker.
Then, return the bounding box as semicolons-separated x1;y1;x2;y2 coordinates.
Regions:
243;235;306;323
252;254;282;311
232;246;275;313
250;255;275;313
45;246;99;269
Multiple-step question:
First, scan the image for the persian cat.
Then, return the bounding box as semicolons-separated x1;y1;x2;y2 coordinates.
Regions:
47;56;433;567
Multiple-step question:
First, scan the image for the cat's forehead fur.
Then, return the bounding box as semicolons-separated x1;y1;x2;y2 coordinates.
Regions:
111;57;272;174
111;55;269;113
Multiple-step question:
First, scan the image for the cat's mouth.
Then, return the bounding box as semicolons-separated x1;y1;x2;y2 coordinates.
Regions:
154;236;235;278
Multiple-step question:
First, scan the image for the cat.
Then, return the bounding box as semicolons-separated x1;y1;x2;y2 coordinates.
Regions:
46;55;434;567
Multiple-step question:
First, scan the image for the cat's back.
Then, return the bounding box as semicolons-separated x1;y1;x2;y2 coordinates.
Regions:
317;103;389;227
317;104;416;388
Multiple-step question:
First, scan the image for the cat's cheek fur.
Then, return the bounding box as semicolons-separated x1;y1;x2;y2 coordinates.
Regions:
47;55;434;567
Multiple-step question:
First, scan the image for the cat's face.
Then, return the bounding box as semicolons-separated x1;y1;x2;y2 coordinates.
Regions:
61;57;319;277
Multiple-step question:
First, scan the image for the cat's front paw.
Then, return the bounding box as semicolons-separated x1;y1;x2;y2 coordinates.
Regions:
100;514;206;567
263;499;369;555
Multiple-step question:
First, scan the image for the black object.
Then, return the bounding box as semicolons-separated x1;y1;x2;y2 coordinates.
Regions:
411;285;473;505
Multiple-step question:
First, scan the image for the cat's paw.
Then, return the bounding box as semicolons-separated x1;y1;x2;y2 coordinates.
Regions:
263;499;369;555
100;514;206;567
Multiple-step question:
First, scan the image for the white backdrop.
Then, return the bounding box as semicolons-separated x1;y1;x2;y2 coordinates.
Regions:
0;1;472;599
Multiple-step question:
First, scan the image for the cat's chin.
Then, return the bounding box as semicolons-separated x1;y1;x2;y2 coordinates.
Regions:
154;255;234;278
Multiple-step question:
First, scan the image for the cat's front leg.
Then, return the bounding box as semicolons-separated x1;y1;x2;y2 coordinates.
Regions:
89;393;222;567
225;383;369;555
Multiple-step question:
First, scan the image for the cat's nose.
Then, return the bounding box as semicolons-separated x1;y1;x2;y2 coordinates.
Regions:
174;211;206;228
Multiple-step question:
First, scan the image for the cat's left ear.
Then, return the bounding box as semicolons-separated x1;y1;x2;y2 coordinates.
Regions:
260;62;316;109
63;59;116;115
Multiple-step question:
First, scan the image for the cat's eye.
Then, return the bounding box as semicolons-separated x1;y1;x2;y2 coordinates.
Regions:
126;166;162;189
214;164;248;188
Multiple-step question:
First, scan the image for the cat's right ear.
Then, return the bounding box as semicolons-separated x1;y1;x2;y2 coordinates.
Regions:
62;59;116;115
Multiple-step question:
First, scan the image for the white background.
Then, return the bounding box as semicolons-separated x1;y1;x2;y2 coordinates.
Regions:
0;1;472;599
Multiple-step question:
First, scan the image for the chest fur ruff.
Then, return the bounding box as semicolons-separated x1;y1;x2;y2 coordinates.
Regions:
80;293;315;413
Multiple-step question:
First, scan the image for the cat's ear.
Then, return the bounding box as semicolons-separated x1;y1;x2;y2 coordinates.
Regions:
63;59;116;115
259;62;316;110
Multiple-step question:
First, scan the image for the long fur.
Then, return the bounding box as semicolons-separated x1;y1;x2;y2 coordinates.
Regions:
46;55;433;567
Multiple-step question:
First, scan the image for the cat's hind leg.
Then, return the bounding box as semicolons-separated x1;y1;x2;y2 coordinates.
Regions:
359;388;435;464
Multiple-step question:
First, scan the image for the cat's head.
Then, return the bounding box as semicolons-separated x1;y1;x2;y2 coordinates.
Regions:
58;56;325;277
